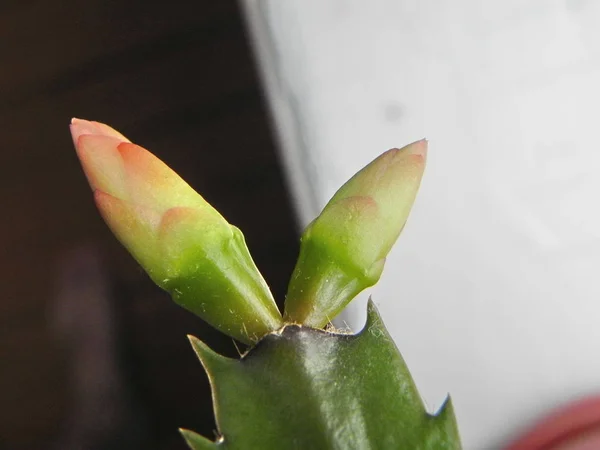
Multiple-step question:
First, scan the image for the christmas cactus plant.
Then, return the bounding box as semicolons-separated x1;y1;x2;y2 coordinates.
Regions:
70;118;462;449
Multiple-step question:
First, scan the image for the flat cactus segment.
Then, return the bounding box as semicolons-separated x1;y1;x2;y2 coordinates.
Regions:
186;301;462;449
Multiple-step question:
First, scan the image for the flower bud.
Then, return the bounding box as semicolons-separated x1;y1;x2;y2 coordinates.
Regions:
71;118;282;343
284;141;427;327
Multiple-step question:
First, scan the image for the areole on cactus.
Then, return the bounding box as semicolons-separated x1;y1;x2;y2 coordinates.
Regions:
71;118;462;449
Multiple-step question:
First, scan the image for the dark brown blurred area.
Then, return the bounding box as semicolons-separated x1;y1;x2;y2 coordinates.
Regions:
0;1;299;449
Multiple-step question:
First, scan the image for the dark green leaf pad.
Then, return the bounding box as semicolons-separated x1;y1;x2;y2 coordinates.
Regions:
184;301;461;449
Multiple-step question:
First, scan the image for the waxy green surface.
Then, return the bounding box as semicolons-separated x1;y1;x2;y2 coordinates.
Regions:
161;223;282;345
182;301;461;450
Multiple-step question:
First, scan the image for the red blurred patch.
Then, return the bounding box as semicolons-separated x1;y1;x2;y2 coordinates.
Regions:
506;396;600;450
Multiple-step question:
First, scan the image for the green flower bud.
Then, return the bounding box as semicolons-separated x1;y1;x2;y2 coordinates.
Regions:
71;118;282;343
284;141;427;327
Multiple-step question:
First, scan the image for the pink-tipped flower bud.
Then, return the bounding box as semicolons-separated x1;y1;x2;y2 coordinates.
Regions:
284;141;427;327
71;118;282;343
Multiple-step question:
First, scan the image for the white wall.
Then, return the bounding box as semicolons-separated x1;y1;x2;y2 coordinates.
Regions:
241;1;600;448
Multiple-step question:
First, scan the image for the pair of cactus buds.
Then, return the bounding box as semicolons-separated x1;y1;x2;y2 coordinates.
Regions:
70;118;426;342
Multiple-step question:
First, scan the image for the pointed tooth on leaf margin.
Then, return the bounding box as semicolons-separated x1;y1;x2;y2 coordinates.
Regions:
432;395;454;418
432;395;460;430
188;335;236;376
359;298;389;338
426;396;462;447
179;428;219;450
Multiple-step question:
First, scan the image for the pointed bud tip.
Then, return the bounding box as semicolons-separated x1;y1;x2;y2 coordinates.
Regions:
69;118;130;147
414;137;428;154
388;138;427;159
376;140;426;174
70;118;93;146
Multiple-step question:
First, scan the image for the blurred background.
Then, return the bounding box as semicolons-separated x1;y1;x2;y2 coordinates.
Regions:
1;1;299;449
3;1;600;449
